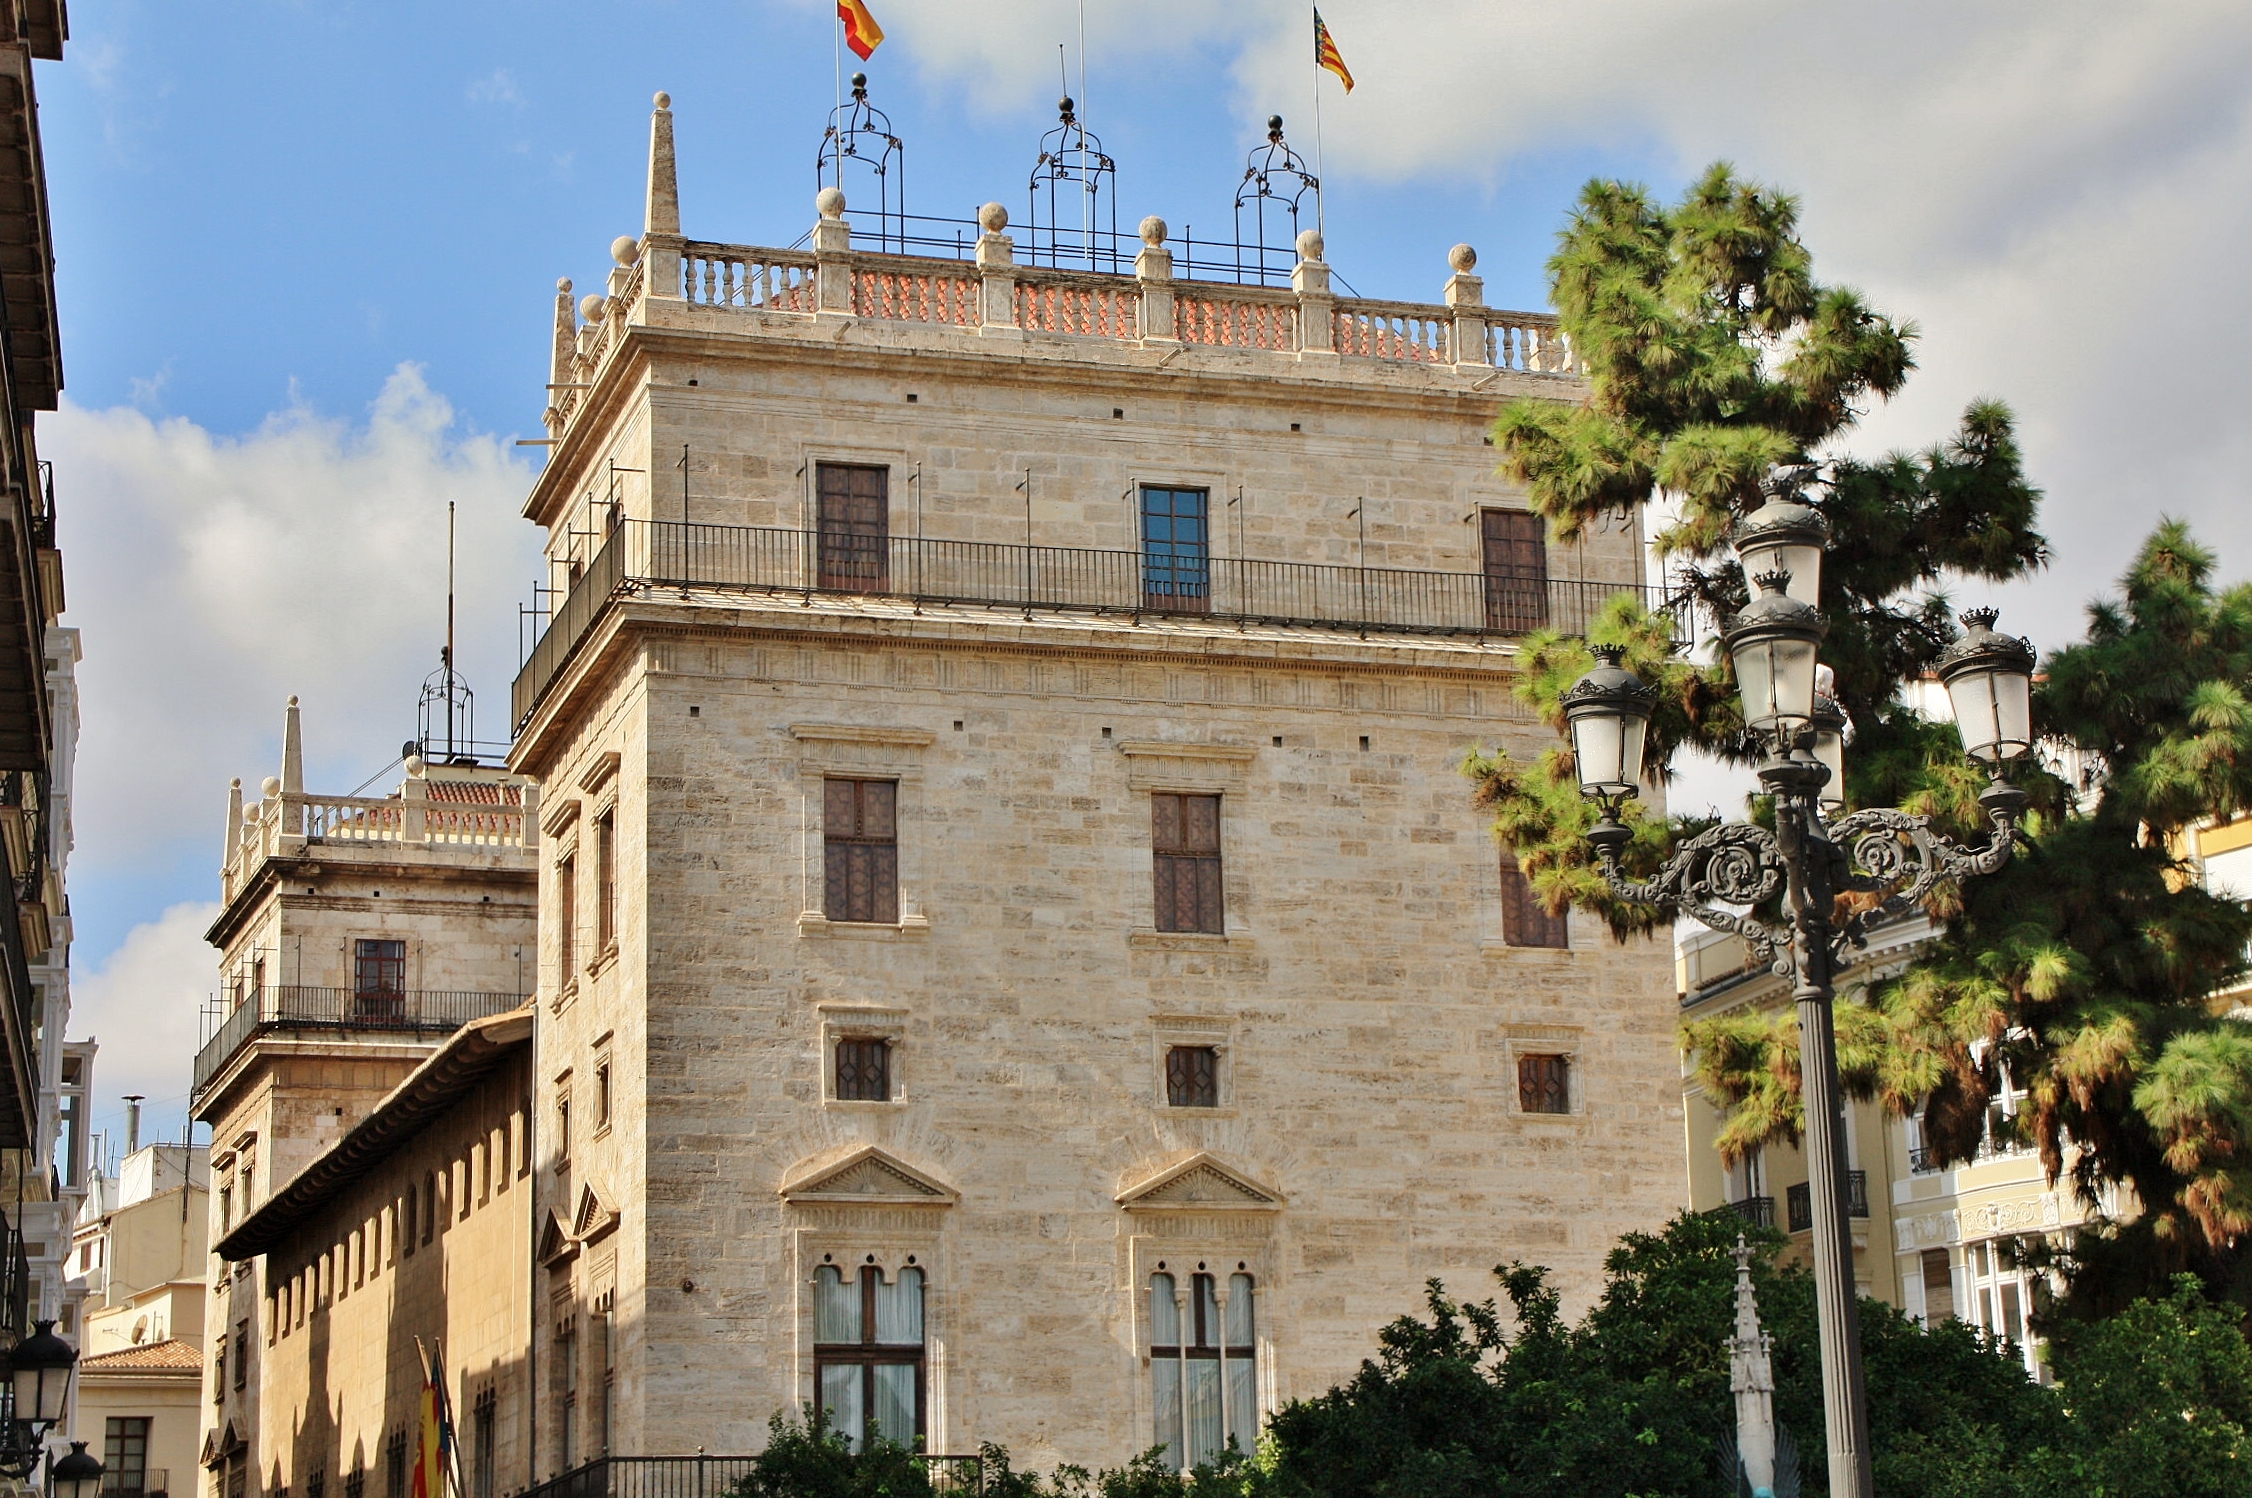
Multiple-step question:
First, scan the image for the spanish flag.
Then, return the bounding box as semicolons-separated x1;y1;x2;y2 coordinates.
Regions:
839;0;885;60
1314;7;1353;93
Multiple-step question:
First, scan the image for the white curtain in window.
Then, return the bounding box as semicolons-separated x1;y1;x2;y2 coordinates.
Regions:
874;1267;923;1344
1224;1274;1257;1448
1150;1273;1182;1461
1185;1360;1223;1464
819;1364;863;1450
871;1363;917;1447
815;1266;860;1343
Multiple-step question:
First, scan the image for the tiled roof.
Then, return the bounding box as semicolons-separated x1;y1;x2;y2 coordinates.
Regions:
80;1338;203;1372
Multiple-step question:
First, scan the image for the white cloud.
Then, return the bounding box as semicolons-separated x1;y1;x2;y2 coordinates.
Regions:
68;901;222;1150
49;363;543;908
467;67;522;107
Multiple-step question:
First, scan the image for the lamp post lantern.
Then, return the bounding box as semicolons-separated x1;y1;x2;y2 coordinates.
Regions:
0;1320;95;1488
1560;524;2034;1498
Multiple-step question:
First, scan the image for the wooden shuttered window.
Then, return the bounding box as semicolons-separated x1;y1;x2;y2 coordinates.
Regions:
816;462;890;593
824;779;900;924
1498;847;1568;949
835;1038;891;1102
1152;792;1224;934
1165;1045;1220;1108
1517;1053;1571;1114
1481;509;1550;632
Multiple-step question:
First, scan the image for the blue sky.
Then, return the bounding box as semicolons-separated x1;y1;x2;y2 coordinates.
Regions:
39;1;2252;1148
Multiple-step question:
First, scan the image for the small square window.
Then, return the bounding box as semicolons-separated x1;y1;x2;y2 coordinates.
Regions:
836;1038;891;1102
1165;1046;1220;1108
1518;1054;1571;1115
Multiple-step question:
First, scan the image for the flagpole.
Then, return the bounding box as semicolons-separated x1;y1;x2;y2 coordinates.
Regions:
1312;8;1327;241
833;11;843;190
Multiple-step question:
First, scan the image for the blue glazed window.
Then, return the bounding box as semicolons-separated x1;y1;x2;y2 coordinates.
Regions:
1141;487;1210;610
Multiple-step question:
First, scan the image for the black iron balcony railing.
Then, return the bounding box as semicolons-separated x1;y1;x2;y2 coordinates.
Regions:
522;1454;985;1498
513;519;1681;730
1719;1195;1775;1231
1908;1146;1939;1174
190;987;527;1101
1786;1172;1871;1233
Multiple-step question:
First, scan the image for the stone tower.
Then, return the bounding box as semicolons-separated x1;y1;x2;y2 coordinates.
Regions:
504;92;1683;1474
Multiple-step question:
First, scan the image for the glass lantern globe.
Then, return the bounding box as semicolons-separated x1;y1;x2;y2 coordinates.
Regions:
49;1442;103;1498
1935;608;2037;763
7;1322;75;1432
1560;647;1659;800
1733;498;1830;607
1723;572;1828;743
1811;694;1849;814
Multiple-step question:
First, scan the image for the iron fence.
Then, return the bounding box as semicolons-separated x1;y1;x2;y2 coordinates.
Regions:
191;987;527;1100
520;1454;983;1498
1719;1196;1775;1231
514;519;1679;729
1785;1172;1871;1233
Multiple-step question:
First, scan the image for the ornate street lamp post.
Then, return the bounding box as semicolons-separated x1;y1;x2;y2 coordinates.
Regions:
1562;526;2036;1498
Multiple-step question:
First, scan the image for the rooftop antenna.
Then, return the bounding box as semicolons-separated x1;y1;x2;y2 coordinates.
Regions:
419;502;478;763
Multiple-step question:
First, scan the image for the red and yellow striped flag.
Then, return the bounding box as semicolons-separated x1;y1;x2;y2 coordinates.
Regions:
839;0;885;60
1314;7;1353;93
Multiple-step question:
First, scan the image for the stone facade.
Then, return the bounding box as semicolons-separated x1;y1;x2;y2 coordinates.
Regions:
502;95;1685;1474
210;1014;534;1498
195;705;537;1498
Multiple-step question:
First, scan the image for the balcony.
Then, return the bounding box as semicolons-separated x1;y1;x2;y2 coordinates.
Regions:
1786;1172;1871;1233
513;519;1677;729
191;987;527;1102
522;1454;984;1498
1717;1196;1775;1231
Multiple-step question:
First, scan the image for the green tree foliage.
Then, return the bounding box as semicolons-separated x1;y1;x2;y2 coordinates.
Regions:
737;1221;2252;1495
1470;163;2252;1312
1467;163;2048;940
1863;527;2252;1314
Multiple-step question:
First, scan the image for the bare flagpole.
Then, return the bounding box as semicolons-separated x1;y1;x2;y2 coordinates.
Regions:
1312;7;1327;240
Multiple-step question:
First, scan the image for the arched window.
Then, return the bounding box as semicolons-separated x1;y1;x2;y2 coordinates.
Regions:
814;1263;925;1450
1149;1266;1256;1467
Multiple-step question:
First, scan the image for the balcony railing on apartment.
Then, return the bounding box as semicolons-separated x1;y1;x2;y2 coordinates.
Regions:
190;987;527;1101
521;1454;985;1498
1785;1172;1871;1234
513;519;1678;729
1718;1196;1775;1231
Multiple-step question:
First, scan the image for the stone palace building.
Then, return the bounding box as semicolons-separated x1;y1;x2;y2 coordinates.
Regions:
200;89;1685;1490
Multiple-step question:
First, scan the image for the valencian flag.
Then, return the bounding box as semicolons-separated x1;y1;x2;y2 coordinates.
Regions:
411;1341;458;1498
839;0;885;60
1314;7;1354;93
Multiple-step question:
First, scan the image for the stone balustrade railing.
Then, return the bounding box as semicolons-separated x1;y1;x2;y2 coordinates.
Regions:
222;776;539;904
546;197;1575;438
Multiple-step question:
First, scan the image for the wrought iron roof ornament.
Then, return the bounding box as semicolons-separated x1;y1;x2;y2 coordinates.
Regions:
1027;95;1118;272
1234;116;1320;285
817;72;906;254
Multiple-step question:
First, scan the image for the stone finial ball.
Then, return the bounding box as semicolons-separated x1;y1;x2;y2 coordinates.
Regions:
580;294;606;324
243;802;262;825
1139;215;1168;247
287;694;299;708
261;776;282;799
556;277;572;294
1449;243;1478;273
654;91;671;110
816;185;847;219
1296;228;1324;261
230;777;242;789
405;755;427;777
611;235;640;267
978;202;1009;233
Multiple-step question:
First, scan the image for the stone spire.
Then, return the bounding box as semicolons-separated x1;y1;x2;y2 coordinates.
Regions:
224;776;244;874
1730;1235;1779;1498
279;695;305;837
646;91;680;237
549;278;576;392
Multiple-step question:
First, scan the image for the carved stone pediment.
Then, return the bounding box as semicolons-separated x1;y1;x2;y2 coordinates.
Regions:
574;1184;620;1243
779;1145;959;1207
1116;1152;1283;1212
538;1209;579;1267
